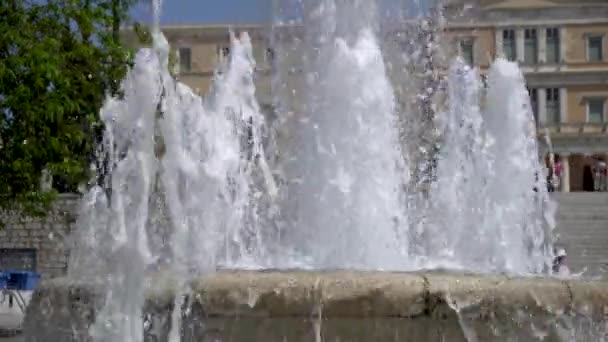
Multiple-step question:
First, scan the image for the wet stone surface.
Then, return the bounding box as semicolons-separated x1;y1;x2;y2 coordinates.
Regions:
23;271;608;341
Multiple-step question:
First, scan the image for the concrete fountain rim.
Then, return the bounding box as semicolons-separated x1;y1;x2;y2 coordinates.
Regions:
32;270;608;319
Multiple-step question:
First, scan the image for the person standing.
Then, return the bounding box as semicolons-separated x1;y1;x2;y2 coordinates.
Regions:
553;157;562;191
546;167;555;192
553;248;570;276
593;159;603;192
599;159;607;191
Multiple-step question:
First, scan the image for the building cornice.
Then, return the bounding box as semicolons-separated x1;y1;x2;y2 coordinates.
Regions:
525;71;608;87
544;133;608;154
481;0;608;10
447;18;608;29
161;23;272;30
150;15;608;42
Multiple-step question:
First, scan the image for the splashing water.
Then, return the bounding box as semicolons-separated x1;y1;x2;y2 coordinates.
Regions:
159;30;278;340
426;58;554;273
66;1;559;340
481;59;555;273
278;0;409;270
425;58;495;270
69;30;275;342
69;48;162;342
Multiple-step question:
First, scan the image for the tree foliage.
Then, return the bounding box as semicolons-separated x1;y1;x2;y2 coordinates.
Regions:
0;0;134;217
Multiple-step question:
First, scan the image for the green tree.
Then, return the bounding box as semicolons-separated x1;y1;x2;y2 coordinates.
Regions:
0;0;135;218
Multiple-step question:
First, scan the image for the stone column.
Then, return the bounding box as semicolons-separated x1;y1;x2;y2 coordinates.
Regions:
559;88;568;123
495;28;503;58
174;48;181;75
538;27;547;63
538;88;547;126
559;27;567;63
561;153;571;193
516;28;525;63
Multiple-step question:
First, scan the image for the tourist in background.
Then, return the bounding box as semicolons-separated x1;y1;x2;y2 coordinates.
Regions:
600;159;607;191
553;248;570;277
546;167;555;192
553;157;562;191
593;159;607;192
593;159;601;191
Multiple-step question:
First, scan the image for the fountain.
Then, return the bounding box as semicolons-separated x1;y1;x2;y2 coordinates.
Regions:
22;0;608;341
276;0;409;270
423;59;555;273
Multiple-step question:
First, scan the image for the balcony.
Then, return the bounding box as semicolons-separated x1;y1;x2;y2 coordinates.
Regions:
541;123;608;135
538;123;608;155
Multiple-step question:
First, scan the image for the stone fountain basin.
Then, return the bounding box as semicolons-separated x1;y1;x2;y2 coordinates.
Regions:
23;270;608;341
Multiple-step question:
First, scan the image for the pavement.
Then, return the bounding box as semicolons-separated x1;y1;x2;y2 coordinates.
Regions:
0;290;30;342
0;305;24;341
0;336;22;342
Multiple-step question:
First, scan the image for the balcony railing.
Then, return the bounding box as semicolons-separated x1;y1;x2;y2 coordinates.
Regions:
540;122;608;134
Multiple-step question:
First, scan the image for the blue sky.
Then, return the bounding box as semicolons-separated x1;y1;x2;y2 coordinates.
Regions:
131;0;273;25
161;0;272;24
131;0;429;25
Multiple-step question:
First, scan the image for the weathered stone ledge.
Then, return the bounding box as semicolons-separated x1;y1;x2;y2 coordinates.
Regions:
23;271;608;341
182;271;608;319
28;270;608;318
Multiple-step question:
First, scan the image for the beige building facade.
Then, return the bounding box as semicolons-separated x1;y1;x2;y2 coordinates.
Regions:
155;25;274;106
446;0;608;192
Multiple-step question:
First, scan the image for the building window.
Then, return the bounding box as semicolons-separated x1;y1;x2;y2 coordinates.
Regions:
546;28;560;64
265;48;275;63
587;98;605;123
546;88;560;124
178;47;191;73
524;28;538;64
528;88;538;124
587;35;604;62
459;39;474;65
265;48;276;71
0;249;37;271
502;29;516;61
219;46;231;63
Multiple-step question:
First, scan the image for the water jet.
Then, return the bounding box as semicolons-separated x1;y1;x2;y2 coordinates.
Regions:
21;0;608;341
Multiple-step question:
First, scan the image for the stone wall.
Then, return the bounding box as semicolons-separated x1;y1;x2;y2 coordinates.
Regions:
0;195;79;278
